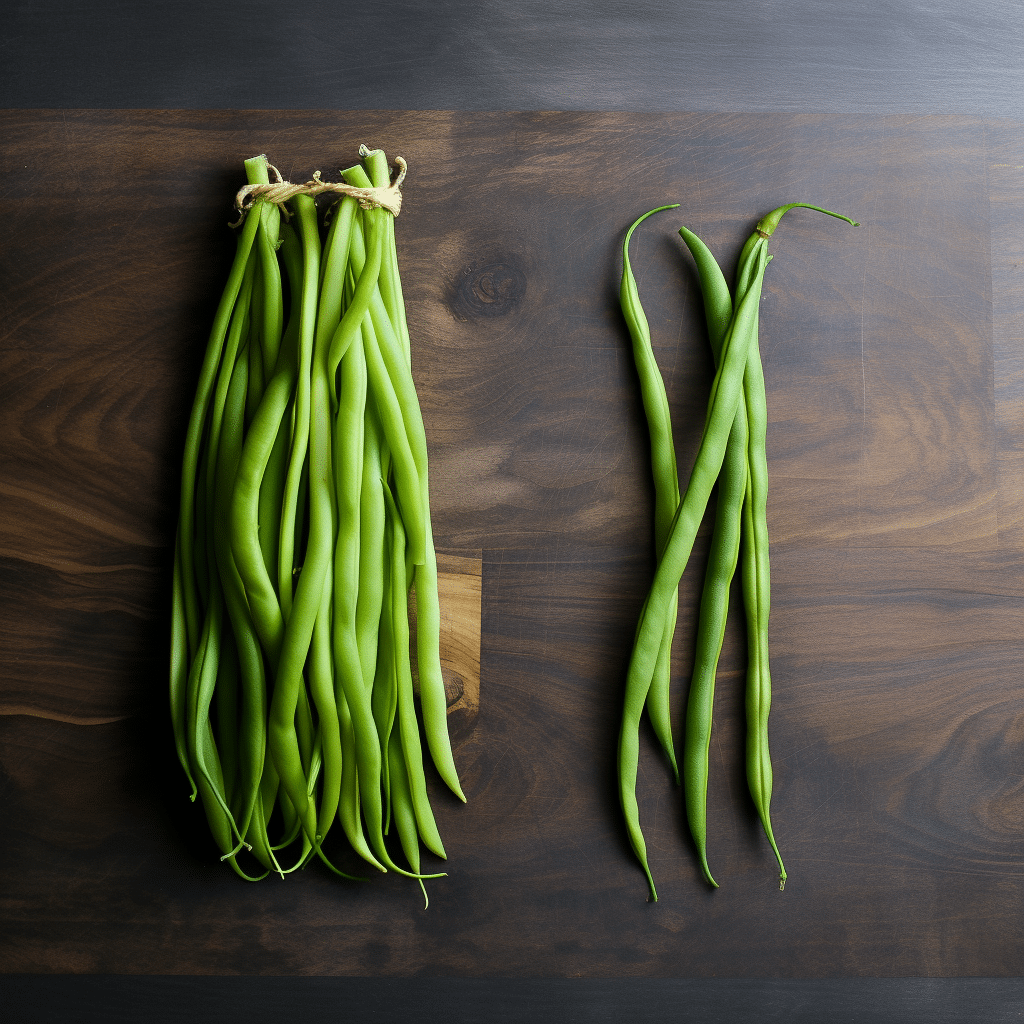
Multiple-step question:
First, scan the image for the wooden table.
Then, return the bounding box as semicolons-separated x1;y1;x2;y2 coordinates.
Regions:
2;109;1024;1015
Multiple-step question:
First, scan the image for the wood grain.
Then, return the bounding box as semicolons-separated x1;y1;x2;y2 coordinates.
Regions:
4;1;1023;117
0;110;1021;978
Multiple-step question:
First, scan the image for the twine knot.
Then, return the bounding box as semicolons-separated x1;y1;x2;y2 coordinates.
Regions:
230;152;407;227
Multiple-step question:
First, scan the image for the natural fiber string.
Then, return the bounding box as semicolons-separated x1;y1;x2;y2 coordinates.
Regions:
230;151;407;227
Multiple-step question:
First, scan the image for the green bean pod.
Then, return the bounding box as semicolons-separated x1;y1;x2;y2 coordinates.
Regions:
276;194;321;621
175;198;262;658
212;336;269;854
676;224;740;889
745;203;857;890
267;193;338;859
383;482;446;859
619;205;683;784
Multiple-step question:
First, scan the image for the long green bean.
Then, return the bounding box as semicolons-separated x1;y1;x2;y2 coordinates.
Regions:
619;205;683;784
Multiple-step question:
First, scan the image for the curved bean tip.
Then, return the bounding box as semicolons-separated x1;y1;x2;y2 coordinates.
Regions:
756;202;859;237
624;203;682;250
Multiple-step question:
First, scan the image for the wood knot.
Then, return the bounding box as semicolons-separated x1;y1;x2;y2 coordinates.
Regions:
448;258;527;321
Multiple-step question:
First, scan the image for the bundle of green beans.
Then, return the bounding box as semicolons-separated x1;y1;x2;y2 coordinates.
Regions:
170;146;464;902
618;202;857;900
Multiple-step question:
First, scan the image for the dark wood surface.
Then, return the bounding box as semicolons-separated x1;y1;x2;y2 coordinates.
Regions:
2;110;1023;986
4;0;1023;117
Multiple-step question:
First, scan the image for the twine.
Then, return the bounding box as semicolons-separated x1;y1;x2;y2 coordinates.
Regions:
230;150;407;227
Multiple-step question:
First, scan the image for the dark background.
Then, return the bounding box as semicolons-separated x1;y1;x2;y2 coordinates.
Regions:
3;2;1024;1021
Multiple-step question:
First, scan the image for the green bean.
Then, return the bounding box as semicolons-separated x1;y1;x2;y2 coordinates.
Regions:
338;681;385;872
360;314;426;565
277;194;321;621
723;222;785;888
228;236;301;657
246;263;266;426
229;365;292;665
356;402;388;692
745;205;857;889
307;501;343;853
256;199;284;381
383;482;446;859
388;726;429;908
619;239;769;899
244;755;284;877
186;577;242;851
317;195;359;372
342;197;426;567
676;225;739;889
184;256;258;856
256;222;303;587
213;620;239;804
176;204;261;657
620;205;682;784
372;565;399;830
267;193;337;858
205;344;254;841
169;538;195;799
329;304;383;872
194;719;240;861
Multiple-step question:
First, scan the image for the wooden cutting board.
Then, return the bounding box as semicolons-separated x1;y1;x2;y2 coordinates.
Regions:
1;110;1022;977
